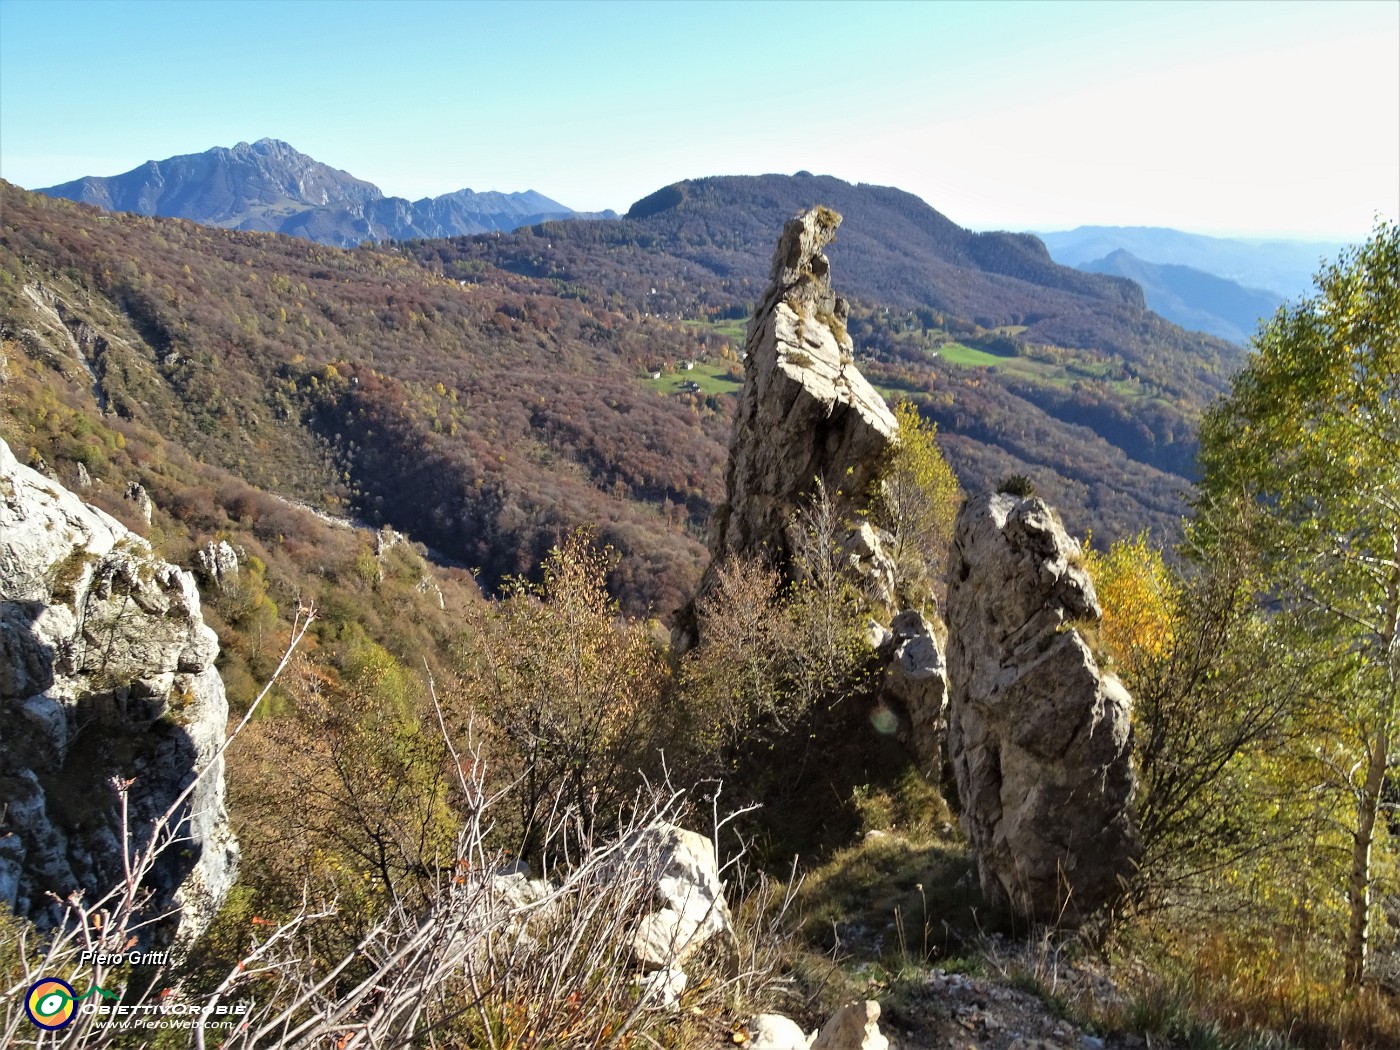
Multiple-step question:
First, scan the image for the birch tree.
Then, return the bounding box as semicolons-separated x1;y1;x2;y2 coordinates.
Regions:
1197;220;1400;987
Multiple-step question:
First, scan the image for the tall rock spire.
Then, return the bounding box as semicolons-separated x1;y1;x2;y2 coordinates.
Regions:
945;491;1139;925
675;208;897;649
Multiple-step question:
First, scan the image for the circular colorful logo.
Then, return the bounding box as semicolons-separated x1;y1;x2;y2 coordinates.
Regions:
25;978;77;1030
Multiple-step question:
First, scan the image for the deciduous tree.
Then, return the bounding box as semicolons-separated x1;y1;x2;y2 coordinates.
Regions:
1197;221;1400;987
877;400;961;608
465;531;670;860
1088;521;1306;915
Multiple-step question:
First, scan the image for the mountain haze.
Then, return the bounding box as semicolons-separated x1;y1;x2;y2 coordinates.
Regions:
1079;249;1284;344
413;172;1240;404
40;139;380;227
1037;225;1344;302
37;139;610;248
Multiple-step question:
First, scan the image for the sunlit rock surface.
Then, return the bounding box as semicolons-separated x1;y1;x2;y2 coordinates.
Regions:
946;491;1138;925
0;437;235;937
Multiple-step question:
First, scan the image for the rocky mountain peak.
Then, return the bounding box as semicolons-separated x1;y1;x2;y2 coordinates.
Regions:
35;140;587;246
37;138;382;226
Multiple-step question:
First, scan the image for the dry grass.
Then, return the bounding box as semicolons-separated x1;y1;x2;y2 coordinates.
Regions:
969;923;1400;1050
1115;929;1400;1050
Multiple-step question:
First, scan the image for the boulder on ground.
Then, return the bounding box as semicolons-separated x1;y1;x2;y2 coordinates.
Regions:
605;822;736;971
747;1012;812;1049
811;999;888;1050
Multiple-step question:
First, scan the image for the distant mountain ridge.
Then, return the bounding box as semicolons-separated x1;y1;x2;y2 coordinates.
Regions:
38;138;612;247
470;172;1151;323
1079;249;1284;344
1036;225;1344;302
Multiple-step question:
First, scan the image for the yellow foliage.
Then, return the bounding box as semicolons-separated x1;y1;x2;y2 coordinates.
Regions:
1081;531;1177;677
1124;923;1400;1048
879;400;961;606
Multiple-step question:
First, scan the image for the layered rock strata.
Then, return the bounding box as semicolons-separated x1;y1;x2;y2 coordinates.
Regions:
675;208;898;649
0;438;236;936
946;492;1138;925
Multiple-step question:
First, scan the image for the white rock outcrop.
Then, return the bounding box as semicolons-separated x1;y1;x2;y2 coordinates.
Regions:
604;822;736;972
842;521;899;608
745;1000;888;1050
194;538;241;590
0;438;236;937
124;481;154;525
946;492;1138;925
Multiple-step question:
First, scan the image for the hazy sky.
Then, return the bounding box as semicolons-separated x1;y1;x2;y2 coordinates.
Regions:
1;0;1396;239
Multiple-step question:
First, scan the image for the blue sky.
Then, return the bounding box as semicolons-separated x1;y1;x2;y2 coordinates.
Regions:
1;0;1395;238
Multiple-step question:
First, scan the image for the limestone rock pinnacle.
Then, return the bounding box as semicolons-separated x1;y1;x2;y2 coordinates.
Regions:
676;208;897;648
945;492;1139;925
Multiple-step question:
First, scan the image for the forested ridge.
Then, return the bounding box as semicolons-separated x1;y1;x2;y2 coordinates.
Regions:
405;172;1247;549
0;181;724;615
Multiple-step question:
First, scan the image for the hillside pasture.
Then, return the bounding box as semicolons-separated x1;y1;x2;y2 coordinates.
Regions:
642;360;744;396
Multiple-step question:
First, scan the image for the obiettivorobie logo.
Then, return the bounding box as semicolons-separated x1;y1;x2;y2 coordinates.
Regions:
23;975;251;1033
24;978;120;1030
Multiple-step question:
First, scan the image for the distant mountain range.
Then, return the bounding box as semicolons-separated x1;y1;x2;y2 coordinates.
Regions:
1037;226;1344;302
37;138;613;247
1076;249;1283;344
18;136;1286;538
1034;226;1347;345
35;140;1343;348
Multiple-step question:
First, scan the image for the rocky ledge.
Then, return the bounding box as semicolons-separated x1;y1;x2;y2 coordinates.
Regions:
0;437;236;937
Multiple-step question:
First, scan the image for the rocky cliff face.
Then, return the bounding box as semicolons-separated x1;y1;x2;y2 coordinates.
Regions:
676;208;898;648
0;438;235;937
945;492;1138;925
